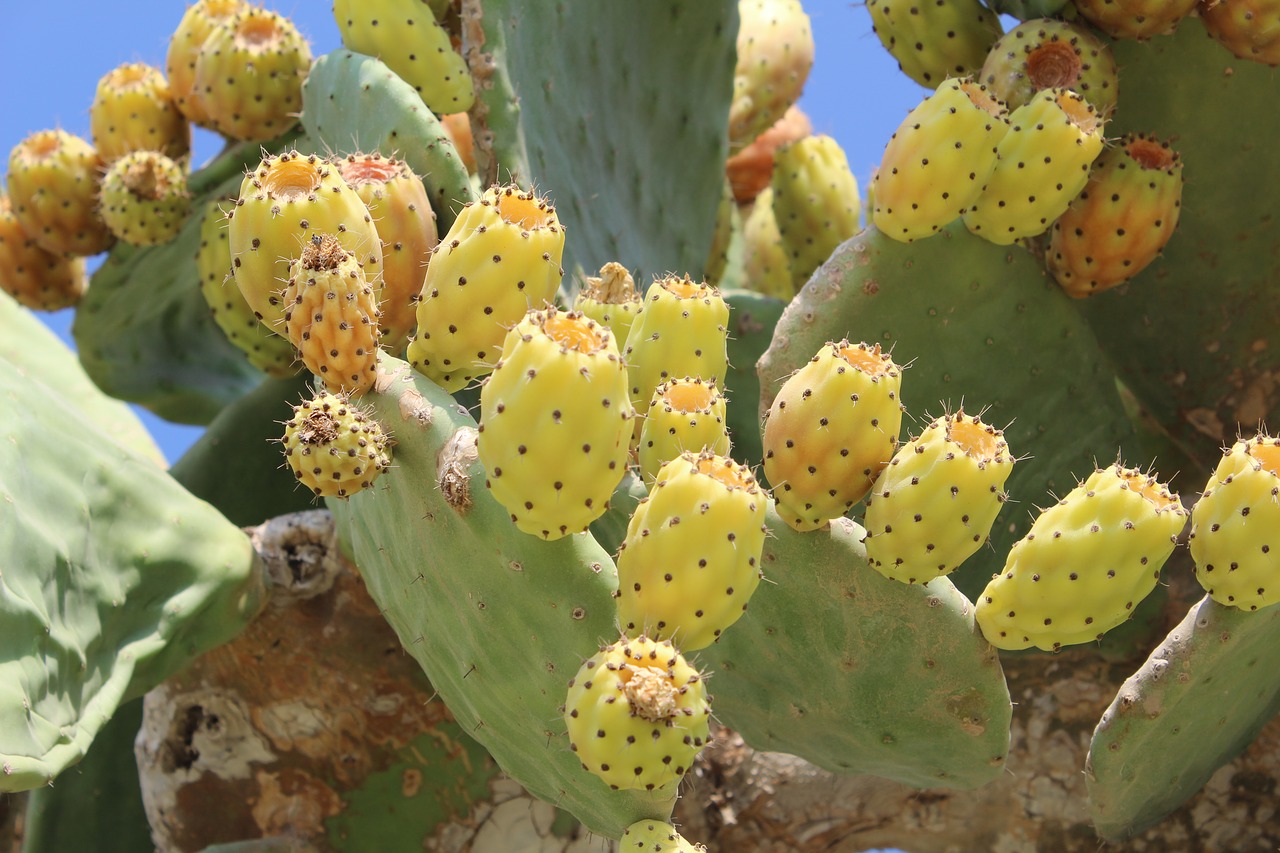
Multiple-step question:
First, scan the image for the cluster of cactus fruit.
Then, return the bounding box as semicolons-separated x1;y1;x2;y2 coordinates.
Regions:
5;0;1280;849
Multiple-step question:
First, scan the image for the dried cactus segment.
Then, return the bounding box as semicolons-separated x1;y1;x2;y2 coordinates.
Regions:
6;129;114;257
770;134;862;291
334;152;439;351
0;195;86;311
563;635;712;792
725;104;812;206
1047;132;1184;297
98;150;190;248
616;451;768;651
868;0;1004;88
729;0;815;152
478;308;633;540
281;234;382;396
333;0;476;113
281;391;391;498
1074;0;1198;40
865;411;1014;584
762;340;905;532
872;77;1010;243
166;0;248;127
574;261;643;346
1188;434;1280;610
620;819;707;852
89;62;190;166
1200;0;1280;66
963;88;1106;245
978;17;1118;116
228;150;384;333
975;463;1188;651
638;378;732;484
193;5;312;141
408;183;565;391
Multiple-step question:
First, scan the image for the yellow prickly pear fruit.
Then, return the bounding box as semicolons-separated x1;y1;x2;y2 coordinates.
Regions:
227;151;383;334
335;153;438;352
975;463;1187;651
6;130;114;258
762;340;904;532
572;262;642;346
771;134;862;290
729;0;815;153
616;452;769;651
166;0;248;127
89;63;191;165
563;635;711;792
281;234;382;396
408;184;565;392
98;151;190;248
638;378;731;485
0;195;86;311
1189;434;1280;611
478;308;632;540
742;187;794;300
864;411;1014;584
620;820;708;852
872;77;1010;243
281;392;392;499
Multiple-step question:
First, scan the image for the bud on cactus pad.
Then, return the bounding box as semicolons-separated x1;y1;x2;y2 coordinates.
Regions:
333;0;476;114
6;129;114;257
281;391;391;498
979;18;1118;117
729;0;815;152
871;77;1010;243
166;0;248;127
771;133;862;290
228;151;384;333
763;340;904;532
868;0;1004;88
408;184;565;392
976;463;1187;651
89;62;190;165
193;6;312;142
1047;133;1184;298
282;234;382;396
865;411;1014;584
620;819;707;852
1200;0;1280;66
1188;434;1280;611
478;308;633;540
638;378;732;485
0;195;86;311
98;150;190;248
573;261;642;346
563;634;711;792
962;88;1105;245
1074;0;1198;41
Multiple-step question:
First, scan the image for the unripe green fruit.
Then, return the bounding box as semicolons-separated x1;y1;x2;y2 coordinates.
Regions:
978;18;1118;117
620;819;707;852
868;0;1003;88
98;150;190;248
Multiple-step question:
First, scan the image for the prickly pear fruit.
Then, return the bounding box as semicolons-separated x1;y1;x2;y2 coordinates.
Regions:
408;184;565;392
771;134;862;290
868;0;1004;88
762;340;904;532
573;262;642;346
563;635;711;792
725;104;812;205
166;0;248;127
742;187;794;300
6;129;114;257
1188;435;1280;611
0;195;86;311
979;18;1118;117
281;234;382;396
871;77;1010;243
98;151;190;248
1201;0;1280;66
89;63;190;165
963;89;1105;245
1074;0;1198;40
335;153;438;351
864;411;1014;584
193;6;312;141
975;463;1187;652
333;0;476;113
620;819;707;852
439;112;477;174
1047;133;1184;297
281;391;391;498
227;151;383;333
638;378;731;484
729;0;815;152
478;308;632;540
195;197;298;378
616;452;768;651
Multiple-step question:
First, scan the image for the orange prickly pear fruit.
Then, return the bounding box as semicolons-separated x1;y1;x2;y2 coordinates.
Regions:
6;130;114;258
0;195;86;311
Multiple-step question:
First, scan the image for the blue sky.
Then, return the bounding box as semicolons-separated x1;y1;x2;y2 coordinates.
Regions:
2;0;928;463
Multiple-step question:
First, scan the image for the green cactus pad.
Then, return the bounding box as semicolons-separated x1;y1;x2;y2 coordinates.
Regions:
756;223;1137;597
1086;596;1280;839
722;288;786;475
327;353;677;837
700;511;1012;789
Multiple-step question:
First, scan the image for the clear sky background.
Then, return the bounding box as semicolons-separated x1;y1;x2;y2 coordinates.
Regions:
1;0;927;463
